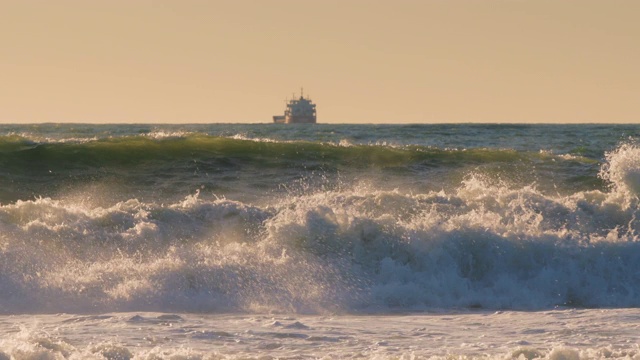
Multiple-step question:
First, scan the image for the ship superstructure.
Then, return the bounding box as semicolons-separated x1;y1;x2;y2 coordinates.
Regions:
273;89;317;124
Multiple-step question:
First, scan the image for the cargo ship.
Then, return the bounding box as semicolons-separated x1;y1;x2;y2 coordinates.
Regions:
273;89;317;124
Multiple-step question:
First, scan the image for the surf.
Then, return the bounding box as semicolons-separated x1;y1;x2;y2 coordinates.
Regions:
1;141;639;314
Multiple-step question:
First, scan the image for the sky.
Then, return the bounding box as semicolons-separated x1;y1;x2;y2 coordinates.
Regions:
1;0;639;124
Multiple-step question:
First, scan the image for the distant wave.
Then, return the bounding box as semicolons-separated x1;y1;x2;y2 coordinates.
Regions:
0;133;598;172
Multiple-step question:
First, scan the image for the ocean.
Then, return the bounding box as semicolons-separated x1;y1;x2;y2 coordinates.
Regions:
1;123;639;359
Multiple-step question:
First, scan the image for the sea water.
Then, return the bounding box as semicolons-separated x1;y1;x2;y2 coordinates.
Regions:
0;123;639;359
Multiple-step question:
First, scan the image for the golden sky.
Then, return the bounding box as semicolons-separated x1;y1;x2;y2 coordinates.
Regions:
1;0;639;124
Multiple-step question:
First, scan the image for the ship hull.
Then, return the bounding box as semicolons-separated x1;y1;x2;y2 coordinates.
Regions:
285;115;316;124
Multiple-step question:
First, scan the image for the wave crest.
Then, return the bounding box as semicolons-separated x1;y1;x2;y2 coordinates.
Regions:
600;142;640;199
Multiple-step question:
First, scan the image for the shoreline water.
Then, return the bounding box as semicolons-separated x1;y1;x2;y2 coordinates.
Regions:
2;309;639;359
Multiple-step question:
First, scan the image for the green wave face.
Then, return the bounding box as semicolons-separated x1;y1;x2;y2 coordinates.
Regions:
0;133;597;168
0;133;603;204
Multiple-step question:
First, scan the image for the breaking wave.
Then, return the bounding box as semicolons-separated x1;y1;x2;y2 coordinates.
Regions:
1;141;639;314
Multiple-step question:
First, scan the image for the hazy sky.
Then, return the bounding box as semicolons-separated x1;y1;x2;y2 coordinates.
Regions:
1;0;639;124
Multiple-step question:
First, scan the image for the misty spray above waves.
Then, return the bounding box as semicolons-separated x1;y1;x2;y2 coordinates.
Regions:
1;123;640;314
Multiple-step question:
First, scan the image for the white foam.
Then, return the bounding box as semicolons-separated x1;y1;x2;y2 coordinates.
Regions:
600;142;640;199
1;310;640;359
142;130;193;139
